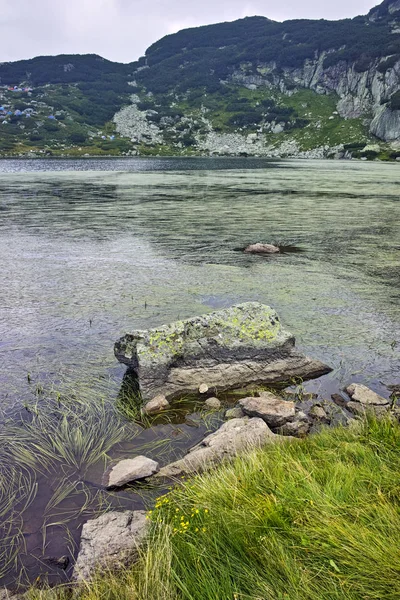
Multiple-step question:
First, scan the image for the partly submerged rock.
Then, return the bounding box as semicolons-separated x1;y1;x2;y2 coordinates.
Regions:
204;397;222;410
244;243;280;254
103;456;159;489
142;394;170;415
73;511;148;581
346;384;389;406
239;392;295;428
115;302;331;401
156;417;281;479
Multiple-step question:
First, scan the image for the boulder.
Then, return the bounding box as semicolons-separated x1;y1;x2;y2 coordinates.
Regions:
225;407;245;419
346;384;389;406
244;243;280;254
309;405;328;421
239;392;295;428
155;417;280;479
204;397;222;410
142;394;169;415
73;511;148;581
115;303;331;401
103;456;159;489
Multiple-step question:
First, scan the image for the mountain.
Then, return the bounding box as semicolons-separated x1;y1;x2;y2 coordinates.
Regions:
1;0;400;159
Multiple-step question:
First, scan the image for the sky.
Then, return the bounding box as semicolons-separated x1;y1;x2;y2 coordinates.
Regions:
0;0;378;64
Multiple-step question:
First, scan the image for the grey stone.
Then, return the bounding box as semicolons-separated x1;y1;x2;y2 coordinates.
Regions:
156;417;282;479
225;407;245;419
346;384;389;406
142;394;170;415
204;397;221;410
244;243;280;254
239;392;295;428
387;384;400;396
199;383;209;394
309;405;328;420
104;456;159;489
115;303;331;401
73;511;148;581
346;401;389;419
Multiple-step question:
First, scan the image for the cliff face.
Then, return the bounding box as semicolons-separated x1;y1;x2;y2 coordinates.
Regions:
230;54;400;142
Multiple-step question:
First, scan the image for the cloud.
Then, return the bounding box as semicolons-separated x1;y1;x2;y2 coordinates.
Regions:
0;0;376;63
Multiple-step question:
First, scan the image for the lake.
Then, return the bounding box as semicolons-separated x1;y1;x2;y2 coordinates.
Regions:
0;156;399;588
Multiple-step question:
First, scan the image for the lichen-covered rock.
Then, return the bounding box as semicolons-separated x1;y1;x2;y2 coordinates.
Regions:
155;417;280;479
244;243;280;254
115;302;331;401
239;392;295;428
346;384;389;406
103;457;159;489
73;511;148;581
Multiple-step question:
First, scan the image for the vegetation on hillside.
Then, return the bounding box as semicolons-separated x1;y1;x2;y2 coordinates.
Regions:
26;417;400;599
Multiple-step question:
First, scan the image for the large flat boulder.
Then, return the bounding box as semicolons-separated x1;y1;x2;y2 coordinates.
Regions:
155;417;281;479
115;302;331;401
73;511;148;581
346;384;389;406
103;456;159;489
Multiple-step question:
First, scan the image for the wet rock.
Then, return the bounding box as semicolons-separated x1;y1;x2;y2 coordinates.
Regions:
115;302;332;401
44;555;69;570
73;511;148;581
104;456;159;489
280;412;311;437
387;384;400;396
331;393;347;408
225;406;245;419
346;384;389;406
309;405;328;421
244;243;280;254
156;417;281;479
239;392;295;428
142;394;170;415
204;397;221;410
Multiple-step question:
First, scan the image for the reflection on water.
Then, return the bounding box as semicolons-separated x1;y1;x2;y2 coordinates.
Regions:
0;157;399;588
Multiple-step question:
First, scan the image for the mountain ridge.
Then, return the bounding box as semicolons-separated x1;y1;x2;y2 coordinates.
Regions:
1;0;400;159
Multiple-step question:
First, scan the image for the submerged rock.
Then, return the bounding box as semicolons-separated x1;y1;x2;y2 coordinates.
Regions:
155;417;281;479
346;384;389;406
103;456;159;489
142;394;170;415
115;302;331;401
73;511;148;581
244;243;280;254
239;392;295;428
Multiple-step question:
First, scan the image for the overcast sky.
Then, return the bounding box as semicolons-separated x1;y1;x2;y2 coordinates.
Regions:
1;0;377;64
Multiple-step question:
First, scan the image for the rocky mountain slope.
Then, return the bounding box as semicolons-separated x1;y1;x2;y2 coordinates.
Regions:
1;0;400;159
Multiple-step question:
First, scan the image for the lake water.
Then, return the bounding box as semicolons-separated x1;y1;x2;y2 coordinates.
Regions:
0;156;399;588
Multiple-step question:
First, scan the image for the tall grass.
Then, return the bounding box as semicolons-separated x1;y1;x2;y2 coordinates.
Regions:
30;417;400;600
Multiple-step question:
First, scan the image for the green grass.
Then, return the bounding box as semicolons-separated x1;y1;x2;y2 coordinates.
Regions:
28;417;400;600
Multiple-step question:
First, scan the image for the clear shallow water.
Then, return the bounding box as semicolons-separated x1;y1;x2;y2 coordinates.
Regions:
0;157;399;588
0;158;399;409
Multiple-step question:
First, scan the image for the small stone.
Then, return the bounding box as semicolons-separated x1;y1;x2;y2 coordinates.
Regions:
142;394;169;415
387;384;400;396
309;405;328;420
346;384;389;406
44;555;69;570
104;456;159;489
204;397;221;410
244;243;280;254
239;392;295;428
225;407;245;419
199;383;209;394
280;419;310;437
331;393;347;408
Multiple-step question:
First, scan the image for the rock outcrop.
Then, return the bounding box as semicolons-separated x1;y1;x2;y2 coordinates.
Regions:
115;302;331;401
156;417;281;479
73;511;148;581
